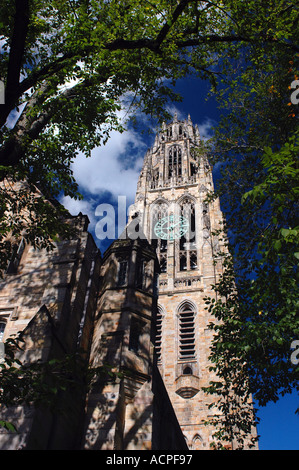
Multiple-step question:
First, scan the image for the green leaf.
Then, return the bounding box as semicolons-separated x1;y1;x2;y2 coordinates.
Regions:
0;421;17;432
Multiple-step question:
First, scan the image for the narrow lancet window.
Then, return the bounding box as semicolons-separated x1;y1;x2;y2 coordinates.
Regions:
168;146;182;179
117;260;128;286
151;201;169;274
179;303;196;360
155;306;163;363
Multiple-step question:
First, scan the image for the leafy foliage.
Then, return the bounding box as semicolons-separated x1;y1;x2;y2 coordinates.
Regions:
1;1;298;272
0;0;233;273
202;3;299;448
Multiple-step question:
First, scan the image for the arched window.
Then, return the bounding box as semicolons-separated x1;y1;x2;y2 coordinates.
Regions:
178;302;196;360
183;365;192;375
192;434;204;450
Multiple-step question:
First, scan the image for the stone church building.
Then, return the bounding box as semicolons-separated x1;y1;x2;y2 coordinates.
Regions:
0;114;258;450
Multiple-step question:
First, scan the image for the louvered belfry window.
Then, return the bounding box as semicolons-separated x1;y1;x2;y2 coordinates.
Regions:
155;307;163;363
179;303;196;360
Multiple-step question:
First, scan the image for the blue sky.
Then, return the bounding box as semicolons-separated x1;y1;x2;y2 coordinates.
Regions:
61;76;298;451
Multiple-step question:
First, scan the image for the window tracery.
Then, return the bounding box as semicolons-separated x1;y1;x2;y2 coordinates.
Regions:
168;145;182;179
178;198;197;272
151;201;169;274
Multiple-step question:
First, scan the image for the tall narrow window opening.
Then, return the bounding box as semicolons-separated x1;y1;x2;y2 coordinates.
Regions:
7;238;25;274
178;198;197;271
190;162;197;177
151;201;169;274
0;321;6;341
155;307;163;363
168;146;182;179
179;303;196;360
179;253;187;271
117;260;128;286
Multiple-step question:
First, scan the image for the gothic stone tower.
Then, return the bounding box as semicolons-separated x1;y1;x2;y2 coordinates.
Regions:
129;113;227;450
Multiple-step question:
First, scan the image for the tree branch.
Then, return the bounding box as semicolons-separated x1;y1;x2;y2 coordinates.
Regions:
154;0;193;49
176;34;299;53
1;2;194;121
17;52;80;97
1;0;30;128
0;78;103;167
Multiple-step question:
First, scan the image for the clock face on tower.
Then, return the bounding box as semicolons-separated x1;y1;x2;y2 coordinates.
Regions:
154;214;189;241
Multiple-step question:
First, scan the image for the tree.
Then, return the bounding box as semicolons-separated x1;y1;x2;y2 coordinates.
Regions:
1;0;298;273
202;5;299;448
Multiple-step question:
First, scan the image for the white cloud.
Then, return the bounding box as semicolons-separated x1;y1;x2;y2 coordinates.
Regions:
60;195;98;231
196;117;215;141
59;119;149;251
70;126;147;205
65;112;215;212
165;103;184;121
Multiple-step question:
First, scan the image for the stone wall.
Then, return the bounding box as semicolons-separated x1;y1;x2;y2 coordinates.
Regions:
0;214;100;449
